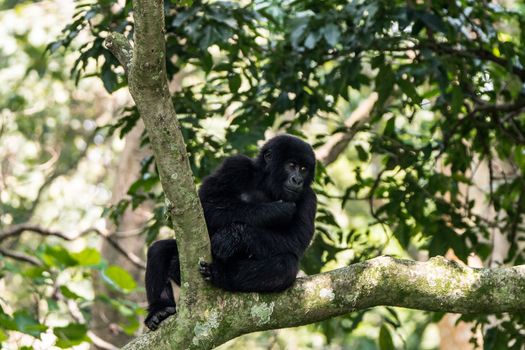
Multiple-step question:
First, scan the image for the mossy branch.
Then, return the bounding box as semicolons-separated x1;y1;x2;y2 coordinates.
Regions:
122;256;525;349
106;0;212;302
104;32;133;73
240;255;525;331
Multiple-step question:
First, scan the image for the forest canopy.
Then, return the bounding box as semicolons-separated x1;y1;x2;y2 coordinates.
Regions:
0;0;524;349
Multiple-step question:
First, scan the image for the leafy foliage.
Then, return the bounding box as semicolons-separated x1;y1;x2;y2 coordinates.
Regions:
2;0;525;348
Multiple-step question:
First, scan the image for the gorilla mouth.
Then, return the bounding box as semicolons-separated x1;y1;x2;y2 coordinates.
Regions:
284;186;300;195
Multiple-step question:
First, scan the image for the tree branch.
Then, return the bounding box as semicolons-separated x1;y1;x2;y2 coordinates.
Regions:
315;93;378;166
123;255;525;349
413;42;525;81
242;256;525;330
104;32;133;74
0;247;41;266
0;224;145;269
328;42;525;82
106;0;211;298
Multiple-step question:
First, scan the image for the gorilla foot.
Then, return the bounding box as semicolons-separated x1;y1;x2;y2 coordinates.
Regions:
145;306;176;331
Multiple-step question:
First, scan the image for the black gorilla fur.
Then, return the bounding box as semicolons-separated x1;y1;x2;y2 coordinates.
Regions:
144;134;317;330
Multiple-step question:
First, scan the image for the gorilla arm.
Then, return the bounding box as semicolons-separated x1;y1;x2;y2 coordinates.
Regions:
198;155;296;232
211;188;317;260
202;199;296;231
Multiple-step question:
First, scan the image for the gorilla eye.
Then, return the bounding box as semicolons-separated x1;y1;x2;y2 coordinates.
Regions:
264;150;272;163
288;162;296;169
300;166;307;172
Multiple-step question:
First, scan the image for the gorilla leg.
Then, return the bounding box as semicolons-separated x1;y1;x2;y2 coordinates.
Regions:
200;253;299;292
145;239;180;330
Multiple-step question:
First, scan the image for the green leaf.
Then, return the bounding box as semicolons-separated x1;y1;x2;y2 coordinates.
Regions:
172;7;197;27
0;329;7;342
41;245;78;268
0;307;16;330
71;247;101;266
173;0;193;6
378;324;395;350
102;265;137;292
304;31;320;49
290;23;308;48
429;234;448;256
47;40;63;54
355;144;369;162
101;66;117;93
398;79;421;104
450;85;463;117
483;327;509;350
376;65;395;107
200;26;213;50
121;316;140;335
383;117;396;137
415;11;446;33
201;52;213;73
22;266;46;278
47;298;59;312
394;222;411;248
228;73;242;92
60;285;83;300
54;324;89;348
13;311;47;337
322;24;340;46
127;173;159;195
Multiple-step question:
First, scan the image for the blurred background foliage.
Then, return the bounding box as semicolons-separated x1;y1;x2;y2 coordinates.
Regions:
0;0;524;349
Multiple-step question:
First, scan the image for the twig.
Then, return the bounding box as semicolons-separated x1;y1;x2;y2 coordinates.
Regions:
0;224;145;269
368;169;387;224
0;247;41;266
104;33;133;74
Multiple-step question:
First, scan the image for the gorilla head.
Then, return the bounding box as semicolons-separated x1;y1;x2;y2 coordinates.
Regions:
256;134;316;202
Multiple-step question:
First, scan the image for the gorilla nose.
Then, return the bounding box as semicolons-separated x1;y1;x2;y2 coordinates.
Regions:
291;175;303;186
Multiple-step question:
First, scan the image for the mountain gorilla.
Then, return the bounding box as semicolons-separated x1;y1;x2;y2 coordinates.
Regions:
144;134;317;330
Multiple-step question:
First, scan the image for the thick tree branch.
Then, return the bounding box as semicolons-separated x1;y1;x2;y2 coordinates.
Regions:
106;0;211;298
123;256;525;349
105;2;214;346
240;256;525;330
315;93;378;166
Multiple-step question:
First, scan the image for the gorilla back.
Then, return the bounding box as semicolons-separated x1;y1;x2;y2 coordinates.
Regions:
144;134;317;330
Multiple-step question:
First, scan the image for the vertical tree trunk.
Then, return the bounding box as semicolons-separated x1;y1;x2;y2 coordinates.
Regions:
91;121;151;348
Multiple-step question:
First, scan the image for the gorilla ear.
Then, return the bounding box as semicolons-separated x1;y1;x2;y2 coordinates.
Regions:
263;150;272;163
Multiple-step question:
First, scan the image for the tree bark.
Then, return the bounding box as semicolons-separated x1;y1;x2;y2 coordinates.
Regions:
104;1;525;349
122;256;525;350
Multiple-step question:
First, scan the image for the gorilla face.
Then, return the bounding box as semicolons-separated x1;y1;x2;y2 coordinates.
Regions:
277;157;310;201
258;135;316;202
